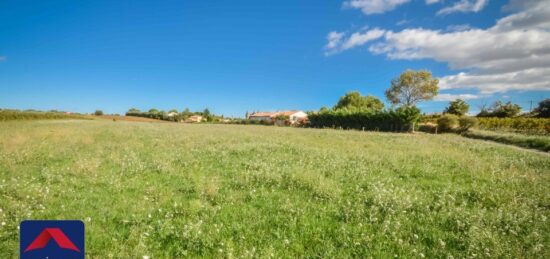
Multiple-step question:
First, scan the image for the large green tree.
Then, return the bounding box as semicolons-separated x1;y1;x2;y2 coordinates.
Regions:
385;70;439;106
444;99;470;116
534;98;550;118
334;91;384;111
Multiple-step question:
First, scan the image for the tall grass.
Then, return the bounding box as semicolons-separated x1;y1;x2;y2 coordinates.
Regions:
0;121;548;257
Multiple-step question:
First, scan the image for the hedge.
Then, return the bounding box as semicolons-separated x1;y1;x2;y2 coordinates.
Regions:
307;107;421;132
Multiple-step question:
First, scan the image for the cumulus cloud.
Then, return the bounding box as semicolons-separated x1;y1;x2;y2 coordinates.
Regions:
433;93;481;101
325;28;386;55
343;0;411;15
326;0;550;94
437;0;489;15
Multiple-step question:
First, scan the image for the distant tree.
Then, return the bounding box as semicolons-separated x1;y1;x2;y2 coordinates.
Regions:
385;70;439;106
148;108;159;114
245;111;250;120
182;108;192;119
94;110;104;116
477;101;521;118
444;99;470;116
127;108;140;113
203;108;211;121
168;109;178;113
334;91;384;111
319;106;330;112
534;98;550;118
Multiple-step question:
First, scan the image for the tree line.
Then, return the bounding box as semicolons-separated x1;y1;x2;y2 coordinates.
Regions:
125;108;225;122
308;69;550;132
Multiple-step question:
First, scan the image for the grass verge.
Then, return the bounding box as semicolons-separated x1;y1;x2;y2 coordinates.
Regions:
462;130;550;152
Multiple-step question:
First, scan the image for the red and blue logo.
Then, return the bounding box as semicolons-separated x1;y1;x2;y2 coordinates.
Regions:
20;220;85;259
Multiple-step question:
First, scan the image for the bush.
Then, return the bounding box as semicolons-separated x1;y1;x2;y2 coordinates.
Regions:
94;110;104;116
437;114;459;132
458;116;477;132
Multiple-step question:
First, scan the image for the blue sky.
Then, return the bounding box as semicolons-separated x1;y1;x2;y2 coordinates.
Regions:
0;0;548;117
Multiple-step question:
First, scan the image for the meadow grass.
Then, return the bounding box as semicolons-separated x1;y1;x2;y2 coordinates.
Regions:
0;120;549;258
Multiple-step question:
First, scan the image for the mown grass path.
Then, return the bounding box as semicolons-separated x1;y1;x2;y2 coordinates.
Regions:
0;120;549;258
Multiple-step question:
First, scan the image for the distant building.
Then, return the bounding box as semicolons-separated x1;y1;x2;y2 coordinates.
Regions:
185;115;203;123
249;110;307;124
167;112;178;117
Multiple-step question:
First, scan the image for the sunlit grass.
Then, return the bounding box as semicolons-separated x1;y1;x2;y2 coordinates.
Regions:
0;120;549;258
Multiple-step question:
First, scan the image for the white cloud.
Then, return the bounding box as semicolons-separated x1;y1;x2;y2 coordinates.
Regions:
446;24;472;31
439;68;550;93
433;93;481;101
326;0;550;94
437;0;489;15
426;0;441;4
343;0;411;15
325;28;386;55
326;31;345;50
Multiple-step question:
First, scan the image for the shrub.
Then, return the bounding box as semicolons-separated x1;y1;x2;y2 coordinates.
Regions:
458;116;477;132
437;114;459;132
94;110;104;116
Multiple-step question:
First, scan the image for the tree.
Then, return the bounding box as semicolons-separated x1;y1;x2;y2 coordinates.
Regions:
94;110;104;116
444;99;469;116
334;91;384;111
477;101;521;118
127;108;140;113
148;108;159;114
385;70;439;106
182;108;192;119
203;108;211;122
168;109;178;113
534;98;550;118
493;101;521;117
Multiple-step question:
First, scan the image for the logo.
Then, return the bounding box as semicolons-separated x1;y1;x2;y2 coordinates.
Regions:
20;220;85;259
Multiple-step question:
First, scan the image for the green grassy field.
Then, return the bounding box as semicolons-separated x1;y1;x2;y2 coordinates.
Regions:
0;120;549;258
